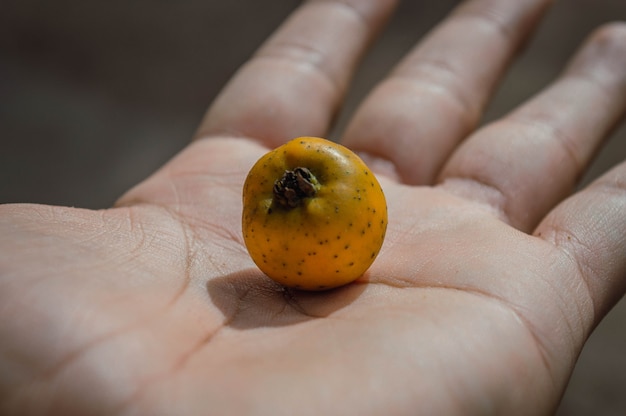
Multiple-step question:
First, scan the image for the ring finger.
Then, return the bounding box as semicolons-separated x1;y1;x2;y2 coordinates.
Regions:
438;23;626;231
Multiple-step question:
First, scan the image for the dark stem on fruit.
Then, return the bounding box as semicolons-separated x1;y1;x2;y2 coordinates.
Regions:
273;167;319;209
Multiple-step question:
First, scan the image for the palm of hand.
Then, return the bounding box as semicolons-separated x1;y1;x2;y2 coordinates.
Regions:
2;137;580;415
3;1;626;414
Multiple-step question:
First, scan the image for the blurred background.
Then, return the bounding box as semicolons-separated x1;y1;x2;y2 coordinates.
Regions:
1;0;625;413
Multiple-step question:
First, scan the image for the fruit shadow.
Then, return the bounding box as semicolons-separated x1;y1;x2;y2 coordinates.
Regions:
206;268;366;330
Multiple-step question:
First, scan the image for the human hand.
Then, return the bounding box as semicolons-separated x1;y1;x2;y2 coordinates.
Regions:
1;0;625;414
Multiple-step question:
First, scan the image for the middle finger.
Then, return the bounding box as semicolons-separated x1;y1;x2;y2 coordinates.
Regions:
342;0;553;184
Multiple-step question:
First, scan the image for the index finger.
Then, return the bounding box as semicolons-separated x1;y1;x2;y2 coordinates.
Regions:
196;0;398;149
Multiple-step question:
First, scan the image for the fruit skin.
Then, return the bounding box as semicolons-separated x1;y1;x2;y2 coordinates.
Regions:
242;137;387;290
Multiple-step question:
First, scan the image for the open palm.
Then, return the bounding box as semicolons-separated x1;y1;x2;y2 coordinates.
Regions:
2;1;625;415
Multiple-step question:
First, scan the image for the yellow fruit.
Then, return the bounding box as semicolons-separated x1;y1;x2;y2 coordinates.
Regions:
242;137;387;290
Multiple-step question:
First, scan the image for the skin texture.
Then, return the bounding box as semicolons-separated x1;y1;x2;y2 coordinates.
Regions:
242;137;387;290
1;0;626;415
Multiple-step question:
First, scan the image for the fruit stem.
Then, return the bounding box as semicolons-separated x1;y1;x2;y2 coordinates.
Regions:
273;167;319;209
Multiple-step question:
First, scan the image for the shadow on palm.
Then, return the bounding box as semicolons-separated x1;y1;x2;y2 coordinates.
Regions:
206;268;367;329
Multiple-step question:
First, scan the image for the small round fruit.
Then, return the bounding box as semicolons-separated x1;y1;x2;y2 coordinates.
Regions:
242;137;387;290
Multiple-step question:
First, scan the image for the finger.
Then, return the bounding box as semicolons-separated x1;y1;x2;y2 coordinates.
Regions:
534;161;626;327
438;23;626;231
196;0;398;148
342;0;553;184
